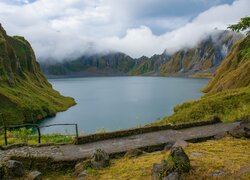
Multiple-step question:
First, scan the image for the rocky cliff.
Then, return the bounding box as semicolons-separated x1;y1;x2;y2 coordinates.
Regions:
0;24;75;125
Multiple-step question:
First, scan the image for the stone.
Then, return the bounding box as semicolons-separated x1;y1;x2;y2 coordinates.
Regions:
170;146;191;173
124;149;144;158
6;160;25;177
163;172;180;180
228;124;249;138
77;170;88;180
151;163;161;180
27;171;42;180
161;159;175;176
190;152;205;157
209;171;225;177
91;149;110;169
173;140;188;148
0;164;5;179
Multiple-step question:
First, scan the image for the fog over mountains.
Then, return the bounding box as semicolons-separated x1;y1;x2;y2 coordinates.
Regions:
40;30;243;77
0;0;249;60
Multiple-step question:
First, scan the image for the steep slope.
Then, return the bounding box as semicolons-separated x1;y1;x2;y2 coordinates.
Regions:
203;34;250;94
153;34;250;125
41;30;242;78
159;30;242;77
0;24;75;125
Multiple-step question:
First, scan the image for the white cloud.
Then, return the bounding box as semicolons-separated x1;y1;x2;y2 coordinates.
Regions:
0;0;249;60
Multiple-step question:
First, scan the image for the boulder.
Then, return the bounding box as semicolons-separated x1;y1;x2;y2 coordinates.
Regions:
6;160;25;177
91;149;110;169
77;170;88;180
27;171;42;180
163;172;180;180
169;146;191;173
124;149;144;158
172;140;188;148
229;121;250;138
151;147;190;180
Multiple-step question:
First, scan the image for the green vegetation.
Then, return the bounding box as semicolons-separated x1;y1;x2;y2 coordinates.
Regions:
0;128;74;146
228;16;250;32
203;34;250;94
43;137;250;179
153;33;250;125
153;86;250;125
0;25;75;126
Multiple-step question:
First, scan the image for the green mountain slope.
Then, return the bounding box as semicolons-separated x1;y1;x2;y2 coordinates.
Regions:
0;24;75;125
153;34;250;125
203;34;250;94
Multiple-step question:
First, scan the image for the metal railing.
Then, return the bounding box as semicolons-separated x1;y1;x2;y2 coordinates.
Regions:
0;114;79;146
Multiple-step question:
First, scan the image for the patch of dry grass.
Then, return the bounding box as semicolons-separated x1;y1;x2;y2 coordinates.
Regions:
43;137;250;180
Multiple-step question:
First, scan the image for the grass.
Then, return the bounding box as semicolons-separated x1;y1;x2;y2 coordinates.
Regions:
0;127;74;146
152;86;250;125
42;137;250;179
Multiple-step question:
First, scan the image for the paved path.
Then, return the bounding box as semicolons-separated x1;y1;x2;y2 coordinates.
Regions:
0;122;239;162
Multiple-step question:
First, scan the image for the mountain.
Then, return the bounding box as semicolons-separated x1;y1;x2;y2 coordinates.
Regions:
153;34;250;125
40;30;242;78
0;24;75;125
203;34;250;94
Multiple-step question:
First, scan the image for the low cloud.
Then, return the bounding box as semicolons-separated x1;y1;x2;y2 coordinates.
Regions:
0;0;249;60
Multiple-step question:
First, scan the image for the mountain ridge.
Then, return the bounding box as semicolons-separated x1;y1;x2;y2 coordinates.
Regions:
40;30;243;78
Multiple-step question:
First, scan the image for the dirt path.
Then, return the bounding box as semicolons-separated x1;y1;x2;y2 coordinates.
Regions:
0;122;239;162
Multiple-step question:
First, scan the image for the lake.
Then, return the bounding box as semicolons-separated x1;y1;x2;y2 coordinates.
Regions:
39;77;208;134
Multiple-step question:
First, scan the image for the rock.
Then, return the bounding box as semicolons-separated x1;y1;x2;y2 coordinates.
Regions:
91;149;110;169
77;170;88;180
152;163;161;180
228;122;250;138
0;164;5;179
160;159;175;177
124;149;144;158
6;160;25;177
214;132;227;139
151;147;190;180
190;152;205;157
173;140;188;148
209;171;225;177
27;171;42;180
169;146;191;173
163;172;180;180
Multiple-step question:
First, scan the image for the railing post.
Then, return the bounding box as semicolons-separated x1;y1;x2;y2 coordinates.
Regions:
1;114;7;146
4;126;7;146
36;126;41;144
75;124;79;145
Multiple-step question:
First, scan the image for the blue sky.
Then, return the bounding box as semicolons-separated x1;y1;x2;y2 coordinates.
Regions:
0;0;249;60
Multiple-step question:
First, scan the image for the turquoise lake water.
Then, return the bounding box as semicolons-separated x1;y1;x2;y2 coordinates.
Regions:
39;77;208;134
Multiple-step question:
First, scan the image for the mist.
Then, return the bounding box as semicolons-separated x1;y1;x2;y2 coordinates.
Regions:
0;0;249;61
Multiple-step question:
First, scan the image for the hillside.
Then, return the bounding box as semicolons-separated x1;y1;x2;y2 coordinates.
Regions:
203;34;250;94
41;30;242;78
0;24;75;125
153;34;250;125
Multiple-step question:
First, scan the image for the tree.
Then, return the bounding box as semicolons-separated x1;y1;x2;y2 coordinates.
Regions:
227;16;250;32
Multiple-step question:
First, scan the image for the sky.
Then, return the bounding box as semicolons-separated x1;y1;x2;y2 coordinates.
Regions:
0;0;249;61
